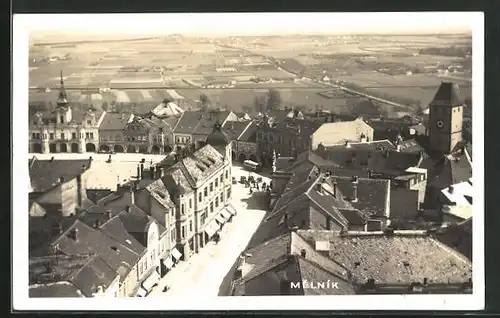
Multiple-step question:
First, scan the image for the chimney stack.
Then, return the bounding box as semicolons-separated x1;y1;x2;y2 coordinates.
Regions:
93;219;100;228
448;185;454;194
290;225;298;232
125;205;131;213
106;209;112;220
396;144;402;152
351;176;358;202
316;182;323;194
140;163;145;180
423;278;428;286
368;169;373;179
333;180;338;198
300;249;306;258
137;164;141;180
58;176;65;183
70;228;78;241
130;187;135;205
284;213;288;228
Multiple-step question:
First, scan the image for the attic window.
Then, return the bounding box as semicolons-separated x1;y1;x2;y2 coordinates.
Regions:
196;164;206;172
111;246;119;252
207;156;216;164
125;239;132;245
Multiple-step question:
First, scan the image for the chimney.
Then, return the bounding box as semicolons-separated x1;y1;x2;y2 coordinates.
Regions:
316;182;323;194
70;228;78;241
351;176;358;202
93;219;100;228
423;278;428;286
137;164;141;179
89;156;93;161
448;185;454;194
140;163;145;179
106;209;112;220
125;205;131;213
333;180;338;198
58;176;65;183
50;156;55;162
345;141;351;148
130;188;135;205
300;249;306;258
284;213;289;228
368;169;373;179
290;225;298;232
396;144;401;152
364;278;376;292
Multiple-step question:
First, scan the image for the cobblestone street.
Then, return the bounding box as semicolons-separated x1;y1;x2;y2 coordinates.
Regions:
148;166;270;297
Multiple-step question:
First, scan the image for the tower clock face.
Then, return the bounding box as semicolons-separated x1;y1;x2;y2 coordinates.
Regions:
436;120;444;129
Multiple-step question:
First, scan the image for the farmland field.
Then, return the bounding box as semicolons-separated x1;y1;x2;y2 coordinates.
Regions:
29;33;472;118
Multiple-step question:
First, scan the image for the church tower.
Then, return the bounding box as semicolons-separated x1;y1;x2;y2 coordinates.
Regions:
206;119;232;165
428;82;464;155
56;70;72;124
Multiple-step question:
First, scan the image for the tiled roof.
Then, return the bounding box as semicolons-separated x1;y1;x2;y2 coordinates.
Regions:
233;232;355;296
194;111;231;135
238;121;258;143
397;139;425;153
298;230;472;285
100;212;146;254
165;144;225;187
99;112;132;131
162;167;193;196
29;253;116;297
29;158;92;193
29;282;84;297
317;141;421;177
429;82;463;107
333;177;390;218
428;151;472;189
172;111;202;134
146;179;176;210
222;120;251;141
436;218;472;261
51;220;139;280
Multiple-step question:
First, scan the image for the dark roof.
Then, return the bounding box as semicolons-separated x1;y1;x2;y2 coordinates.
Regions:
238;121;258;142
29;253;116;297
298;230;472;285
428;151;472;189
429;82;463;107
316;141;421;177
29;158;92;193
99;112;131;131
397;139;426;153
29;282;84;297
172;111;202;134
51;220;139;280
222;120;251;141
436;218;472;261
195;110;231;135
333;177;390;218
232;232;355;296
100;210;147;254
206;121;230;148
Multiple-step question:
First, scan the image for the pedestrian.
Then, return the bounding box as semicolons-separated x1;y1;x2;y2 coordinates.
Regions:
256;183;260;191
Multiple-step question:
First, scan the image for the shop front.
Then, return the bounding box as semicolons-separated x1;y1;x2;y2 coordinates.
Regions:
171;247;183;263
215;213;227;229
136;268;161;297
226;204;238;216
204;219;220;243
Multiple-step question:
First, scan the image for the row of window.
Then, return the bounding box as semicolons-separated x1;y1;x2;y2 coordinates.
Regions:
31;132;88;141
126;136;148;142
138;234;169;277
176;136;191;144
180;188;232;239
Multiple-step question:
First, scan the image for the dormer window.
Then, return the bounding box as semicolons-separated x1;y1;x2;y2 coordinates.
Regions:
87;120;92;125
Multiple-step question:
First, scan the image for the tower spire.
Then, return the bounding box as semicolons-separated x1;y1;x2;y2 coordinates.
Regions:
57;69;68;106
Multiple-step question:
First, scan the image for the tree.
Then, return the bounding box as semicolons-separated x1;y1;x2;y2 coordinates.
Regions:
253;96;266;113
266;89;282;110
101;101;108;111
200;93;211;111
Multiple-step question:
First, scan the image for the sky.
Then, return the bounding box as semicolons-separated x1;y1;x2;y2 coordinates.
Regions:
15;12;477;39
